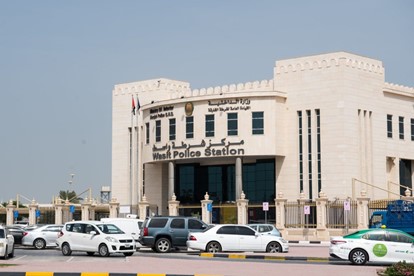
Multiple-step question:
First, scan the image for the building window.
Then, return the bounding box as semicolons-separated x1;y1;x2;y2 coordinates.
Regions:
399;116;404;140
205;114;215;137
155;120;161;142
186;116;194;139
387;114;393;138
169;118;176;141
227;113;238;136
252;112;264;135
411;118;414;141
145;122;150;144
307;110;312;199
298;111;303;192
316;109;321;193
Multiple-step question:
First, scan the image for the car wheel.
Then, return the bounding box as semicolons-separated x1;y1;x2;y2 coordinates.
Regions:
34;238;46;249
62;243;72;256
86;252;94;256
8;245;14;258
123;252;134;256
3;246;8;260
99;244;110;257
349;248;368;265
266;241;282;253
155;238;171;253
206;241;221;253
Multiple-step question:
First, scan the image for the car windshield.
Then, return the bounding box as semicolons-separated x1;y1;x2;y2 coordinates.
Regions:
97;224;125;234
0;229;4;238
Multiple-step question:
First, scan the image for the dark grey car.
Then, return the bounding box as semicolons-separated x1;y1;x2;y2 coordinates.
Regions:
139;216;208;253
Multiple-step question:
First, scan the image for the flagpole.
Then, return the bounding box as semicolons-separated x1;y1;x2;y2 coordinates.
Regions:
130;96;136;208
136;95;141;204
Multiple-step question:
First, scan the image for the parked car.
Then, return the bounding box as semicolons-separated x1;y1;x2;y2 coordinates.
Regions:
248;224;282;237
56;220;136;257
21;224;63;249
330;228;414;265
5;226;25;245
187;224;289;253
139;216;209;253
100;218;144;248
0;225;14;259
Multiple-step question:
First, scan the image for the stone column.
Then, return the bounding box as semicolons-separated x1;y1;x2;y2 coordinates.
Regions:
315;191;329;240
81;199;91;221
138;195;150;220
235;158;242;202
236;191;249;225
201;193;213;225
275;192;287;231
6;200;15;226
168;194;180;216
168;161;175;200
54;198;64;225
109;198;119;218
89;201;96;220
28;200;39;226
357;190;370;229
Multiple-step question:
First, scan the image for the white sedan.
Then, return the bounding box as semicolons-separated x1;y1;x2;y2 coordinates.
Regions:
330;228;414;265
187;224;289;253
0;225;15;259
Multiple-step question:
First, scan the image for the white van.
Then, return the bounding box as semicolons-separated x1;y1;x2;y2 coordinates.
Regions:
100;218;143;248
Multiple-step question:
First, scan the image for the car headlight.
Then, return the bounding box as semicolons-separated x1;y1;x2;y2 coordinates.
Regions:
280;238;287;243
105;236;118;243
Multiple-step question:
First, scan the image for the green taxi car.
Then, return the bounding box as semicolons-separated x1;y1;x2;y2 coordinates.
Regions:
330;228;414;265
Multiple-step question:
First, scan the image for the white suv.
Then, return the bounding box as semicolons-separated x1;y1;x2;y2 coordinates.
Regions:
56;221;136;257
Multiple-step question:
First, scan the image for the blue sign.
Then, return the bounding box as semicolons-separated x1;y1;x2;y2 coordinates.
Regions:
35;210;41;218
207;203;213;212
13;210;19;218
69;205;75;213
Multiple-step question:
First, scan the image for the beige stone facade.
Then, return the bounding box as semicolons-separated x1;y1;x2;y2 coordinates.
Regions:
112;52;414;214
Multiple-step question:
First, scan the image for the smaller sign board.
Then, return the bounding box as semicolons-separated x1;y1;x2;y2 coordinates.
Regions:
13;210;19;218
304;205;310;215
119;205;131;214
207;203;213;212
344;200;351;211
263;202;269;211
35;210;41;218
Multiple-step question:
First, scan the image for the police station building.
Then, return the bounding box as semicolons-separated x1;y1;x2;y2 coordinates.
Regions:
111;52;414;222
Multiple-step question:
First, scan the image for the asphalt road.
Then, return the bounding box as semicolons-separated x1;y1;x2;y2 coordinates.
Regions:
0;245;384;276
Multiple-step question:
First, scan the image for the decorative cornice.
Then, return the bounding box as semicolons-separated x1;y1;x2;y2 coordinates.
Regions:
274;52;384;75
384;82;414;98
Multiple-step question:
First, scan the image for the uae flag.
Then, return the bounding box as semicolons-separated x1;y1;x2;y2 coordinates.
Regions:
132;96;136;115
136;96;141;111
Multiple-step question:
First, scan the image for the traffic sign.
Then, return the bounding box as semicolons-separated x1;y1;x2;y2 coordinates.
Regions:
304;205;310;215
344;200;351;211
13;210;18;218
263;202;269;211
35;210;41;218
69;205;75;213
207;203;213;212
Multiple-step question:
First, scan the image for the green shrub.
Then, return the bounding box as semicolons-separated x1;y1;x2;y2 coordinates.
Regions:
378;261;414;276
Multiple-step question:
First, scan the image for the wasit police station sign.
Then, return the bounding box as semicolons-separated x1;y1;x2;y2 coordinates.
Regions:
150;99;251;161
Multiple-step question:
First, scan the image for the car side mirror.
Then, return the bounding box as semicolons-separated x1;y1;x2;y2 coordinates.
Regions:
90;231;97;235
7;234;13;239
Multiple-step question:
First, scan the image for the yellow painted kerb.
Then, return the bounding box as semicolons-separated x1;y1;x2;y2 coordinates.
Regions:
228;254;246;259
81;273;109;276
26;273;54;276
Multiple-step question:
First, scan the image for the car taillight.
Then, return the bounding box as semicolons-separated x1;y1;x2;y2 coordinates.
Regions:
58;231;64;238
331;240;347;245
143;227;148;236
188;235;197;241
23;232;29;237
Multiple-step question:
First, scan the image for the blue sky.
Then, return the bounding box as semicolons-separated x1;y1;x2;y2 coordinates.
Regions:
0;1;413;203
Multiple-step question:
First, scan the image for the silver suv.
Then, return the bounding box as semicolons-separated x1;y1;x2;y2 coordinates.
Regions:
139;216;208;253
56;221;136;257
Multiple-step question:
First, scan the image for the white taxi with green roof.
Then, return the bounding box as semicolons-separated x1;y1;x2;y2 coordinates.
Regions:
330;228;414;265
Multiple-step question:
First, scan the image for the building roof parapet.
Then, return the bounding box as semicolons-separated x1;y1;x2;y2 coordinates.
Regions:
384;82;414;98
113;78;191;96
274;51;384;75
171;79;274;99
